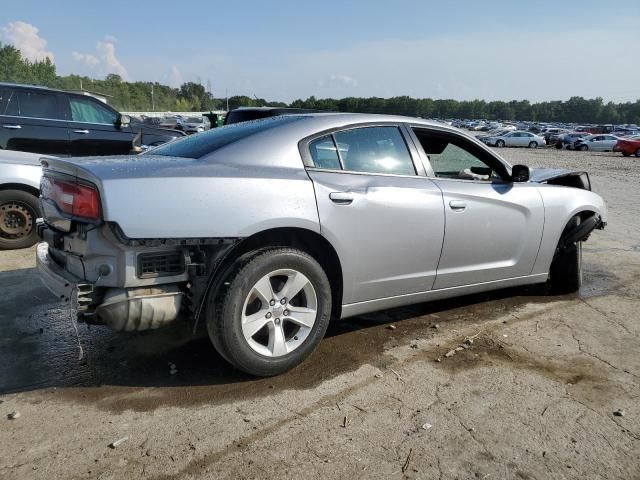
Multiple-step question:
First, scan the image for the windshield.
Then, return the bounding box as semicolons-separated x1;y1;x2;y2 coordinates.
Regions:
145;115;302;159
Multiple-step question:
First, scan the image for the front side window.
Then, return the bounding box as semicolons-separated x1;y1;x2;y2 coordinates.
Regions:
412;128;506;181
5;90;61;119
333;126;415;176
69;97;117;124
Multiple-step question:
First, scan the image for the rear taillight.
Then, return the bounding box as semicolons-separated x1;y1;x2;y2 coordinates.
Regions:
41;176;102;221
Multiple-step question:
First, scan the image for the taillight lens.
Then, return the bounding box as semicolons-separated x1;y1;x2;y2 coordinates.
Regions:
41;176;101;221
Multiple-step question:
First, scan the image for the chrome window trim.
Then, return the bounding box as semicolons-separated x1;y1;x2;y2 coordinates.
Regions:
0;114;69;124
304;166;428;180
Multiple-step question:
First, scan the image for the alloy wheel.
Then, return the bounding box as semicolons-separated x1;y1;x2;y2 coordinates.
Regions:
241;268;318;357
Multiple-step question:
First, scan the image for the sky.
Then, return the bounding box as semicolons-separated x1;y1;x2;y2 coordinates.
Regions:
2;0;639;103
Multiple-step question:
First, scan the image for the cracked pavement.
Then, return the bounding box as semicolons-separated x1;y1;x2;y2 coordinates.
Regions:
1;148;639;479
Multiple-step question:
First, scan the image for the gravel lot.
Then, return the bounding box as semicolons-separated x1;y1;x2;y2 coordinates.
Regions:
1;147;639;479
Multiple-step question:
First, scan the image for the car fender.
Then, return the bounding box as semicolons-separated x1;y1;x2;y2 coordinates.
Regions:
0;162;42;192
532;185;607;275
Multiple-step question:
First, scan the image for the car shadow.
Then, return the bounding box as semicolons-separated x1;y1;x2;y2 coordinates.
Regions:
1;267;560;400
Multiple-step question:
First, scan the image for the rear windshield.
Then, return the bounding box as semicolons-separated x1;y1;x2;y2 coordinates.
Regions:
146;115;302;159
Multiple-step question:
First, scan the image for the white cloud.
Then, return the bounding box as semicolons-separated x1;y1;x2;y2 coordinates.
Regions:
97;40;128;80
318;74;358;89
72;51;99;67
167;65;183;88
1;21;54;62
103;34;118;43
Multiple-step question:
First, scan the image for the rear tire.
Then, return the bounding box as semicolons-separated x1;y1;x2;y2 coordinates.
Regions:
206;248;332;376
496;140;505;147
528;141;538;148
635;148;640;158
0;189;40;250
548;216;582;294
579;144;588;151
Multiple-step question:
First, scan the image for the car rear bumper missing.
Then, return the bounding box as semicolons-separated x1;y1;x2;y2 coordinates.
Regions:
37;242;183;331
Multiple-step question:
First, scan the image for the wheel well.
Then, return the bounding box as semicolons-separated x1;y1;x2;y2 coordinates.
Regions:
0;183;40;199
215;228;343;318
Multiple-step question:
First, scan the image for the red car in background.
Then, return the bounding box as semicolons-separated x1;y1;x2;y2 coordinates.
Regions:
614;136;640;157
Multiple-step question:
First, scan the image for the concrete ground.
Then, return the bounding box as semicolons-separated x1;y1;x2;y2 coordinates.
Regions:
1;147;639;479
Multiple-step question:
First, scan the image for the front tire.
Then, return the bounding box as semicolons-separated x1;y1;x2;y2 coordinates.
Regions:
548;217;582;294
528;141;538;148
579;144;588;151
496;140;505;147
207;248;332;376
635;148;640;158
0;189;40;250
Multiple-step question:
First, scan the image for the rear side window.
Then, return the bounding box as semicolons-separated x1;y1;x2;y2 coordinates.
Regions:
334;127;415;176
147;115;302;159
5;89;62;119
309;135;341;170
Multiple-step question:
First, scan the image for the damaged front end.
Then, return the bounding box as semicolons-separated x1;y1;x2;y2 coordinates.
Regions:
529;168;593;191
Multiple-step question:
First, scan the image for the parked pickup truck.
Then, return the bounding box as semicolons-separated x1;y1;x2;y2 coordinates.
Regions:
36;113;606;376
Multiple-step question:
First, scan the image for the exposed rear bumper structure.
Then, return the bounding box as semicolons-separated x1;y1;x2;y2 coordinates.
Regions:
36;242;183;332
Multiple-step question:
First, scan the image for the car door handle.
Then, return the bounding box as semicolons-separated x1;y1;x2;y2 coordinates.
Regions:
74;129;90;134
329;192;354;205
2;125;21;129
449;200;467;211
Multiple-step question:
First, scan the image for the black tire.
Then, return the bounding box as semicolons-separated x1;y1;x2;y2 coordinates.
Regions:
206;248;332;376
635;148;640;158
579;144;588;151
496;140;505;147
528;141;538;148
548;216;582;294
622;152;630;157
0;189;40;250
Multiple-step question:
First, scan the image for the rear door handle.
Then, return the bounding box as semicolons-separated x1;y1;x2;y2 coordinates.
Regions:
449;200;467;211
2;125;21;129
74;129;90;134
329;192;354;205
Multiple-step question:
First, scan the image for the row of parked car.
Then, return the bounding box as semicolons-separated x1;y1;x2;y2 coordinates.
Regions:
451;119;640;156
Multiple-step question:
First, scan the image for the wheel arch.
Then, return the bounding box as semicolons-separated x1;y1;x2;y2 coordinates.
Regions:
0;182;40;199
206;227;344;319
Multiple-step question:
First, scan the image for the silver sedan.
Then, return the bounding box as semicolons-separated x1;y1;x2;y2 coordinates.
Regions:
36;113;606;376
484;130;546;148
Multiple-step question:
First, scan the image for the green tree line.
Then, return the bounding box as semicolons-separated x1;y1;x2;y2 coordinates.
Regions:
1;43;638;124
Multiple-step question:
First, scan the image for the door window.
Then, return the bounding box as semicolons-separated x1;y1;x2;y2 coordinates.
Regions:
333;127;415;175
412;128;507;181
3;90;61;119
69;97;117;124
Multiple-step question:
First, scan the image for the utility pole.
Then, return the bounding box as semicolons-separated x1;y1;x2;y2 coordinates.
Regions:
226;88;229;112
151;84;155;111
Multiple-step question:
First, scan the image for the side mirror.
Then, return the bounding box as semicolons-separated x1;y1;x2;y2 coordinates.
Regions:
511;164;530;182
116;114;130;128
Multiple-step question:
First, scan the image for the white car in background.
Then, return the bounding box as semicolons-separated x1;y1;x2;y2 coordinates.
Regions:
574;134;620;152
484;131;545;148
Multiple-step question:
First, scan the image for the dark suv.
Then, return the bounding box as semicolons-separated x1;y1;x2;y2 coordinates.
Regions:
0;83;184;156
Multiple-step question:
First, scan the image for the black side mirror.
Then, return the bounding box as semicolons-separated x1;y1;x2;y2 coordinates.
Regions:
511;164;530;182
116;114;130;128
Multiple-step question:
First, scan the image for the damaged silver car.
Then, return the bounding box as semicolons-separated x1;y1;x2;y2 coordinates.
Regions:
36;114;606;376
